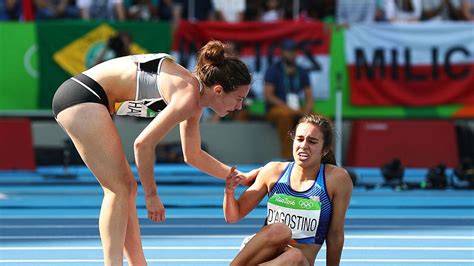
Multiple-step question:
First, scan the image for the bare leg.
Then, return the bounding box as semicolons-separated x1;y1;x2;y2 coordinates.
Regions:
232;223;292;266
123;181;147;266
260;248;310;266
56;103;145;266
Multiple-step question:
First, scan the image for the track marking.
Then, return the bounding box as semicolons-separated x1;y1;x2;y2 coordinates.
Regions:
1;246;473;251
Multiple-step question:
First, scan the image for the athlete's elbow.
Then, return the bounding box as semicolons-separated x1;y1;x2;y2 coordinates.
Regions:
224;215;240;224
223;207;242;223
182;148;199;166
225;218;239;224
134;138;145;153
183;153;196;166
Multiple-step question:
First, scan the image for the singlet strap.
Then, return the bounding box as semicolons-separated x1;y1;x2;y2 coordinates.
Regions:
140;58;160;73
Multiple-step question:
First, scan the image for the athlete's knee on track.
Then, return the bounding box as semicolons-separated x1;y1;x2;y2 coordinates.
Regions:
281;248;309;266
262;223;292;246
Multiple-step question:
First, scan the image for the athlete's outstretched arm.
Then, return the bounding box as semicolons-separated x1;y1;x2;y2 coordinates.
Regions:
179;115;261;184
134;88;196;222
179;111;236;179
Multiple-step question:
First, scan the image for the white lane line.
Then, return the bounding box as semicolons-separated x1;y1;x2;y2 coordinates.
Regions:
1;234;474;240
337;260;474;263
0;225;257;229
1;215;473;219
0;259;231;263
1;246;473;251
346;235;474;240
2;224;473;229
0;259;473;263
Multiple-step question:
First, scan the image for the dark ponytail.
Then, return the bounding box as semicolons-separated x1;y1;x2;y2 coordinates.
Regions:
195;40;251;92
322;149;336;165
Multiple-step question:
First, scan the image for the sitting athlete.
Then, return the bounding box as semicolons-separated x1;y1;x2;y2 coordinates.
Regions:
52;40;259;266
223;114;353;266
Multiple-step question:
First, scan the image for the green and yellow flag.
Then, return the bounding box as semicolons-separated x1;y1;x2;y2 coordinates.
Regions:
36;21;171;109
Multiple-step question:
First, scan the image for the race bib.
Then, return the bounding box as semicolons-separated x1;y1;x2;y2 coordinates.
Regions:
267;194;321;240
114;99;161;117
286;93;300;111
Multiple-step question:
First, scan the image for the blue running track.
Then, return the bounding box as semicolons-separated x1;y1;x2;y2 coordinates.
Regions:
1;165;473;265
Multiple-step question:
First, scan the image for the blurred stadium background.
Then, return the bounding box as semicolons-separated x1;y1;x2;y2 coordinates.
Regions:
1;0;473;265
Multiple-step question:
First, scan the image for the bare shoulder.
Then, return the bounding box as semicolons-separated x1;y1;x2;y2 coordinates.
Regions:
325;164;353;194
257;161;289;188
261;161;288;176
161;58;195;87
160;59;200;111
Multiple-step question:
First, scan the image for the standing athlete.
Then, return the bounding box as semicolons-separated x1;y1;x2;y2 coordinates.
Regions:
52;40;259;266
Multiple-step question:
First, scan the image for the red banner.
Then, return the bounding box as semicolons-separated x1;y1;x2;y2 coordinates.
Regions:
172;20;330;56
172;21;331;100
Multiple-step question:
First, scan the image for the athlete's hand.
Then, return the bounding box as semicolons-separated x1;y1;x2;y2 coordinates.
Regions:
145;194;165;222
238;167;262;186
225;167;242;193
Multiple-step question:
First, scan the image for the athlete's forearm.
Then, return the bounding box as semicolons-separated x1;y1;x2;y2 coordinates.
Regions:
223;190;240;223
326;234;344;266
134;142;157;197
185;150;231;180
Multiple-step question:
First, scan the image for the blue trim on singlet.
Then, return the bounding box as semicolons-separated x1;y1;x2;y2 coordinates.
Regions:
268;162;332;245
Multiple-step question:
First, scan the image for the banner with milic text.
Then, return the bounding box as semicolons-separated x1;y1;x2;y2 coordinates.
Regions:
345;22;474;107
172;20;331;102
36;21;172;109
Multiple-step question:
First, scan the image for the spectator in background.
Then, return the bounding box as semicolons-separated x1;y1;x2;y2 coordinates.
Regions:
170;0;213;32
0;0;21;20
213;0;245;22
173;0;213;21
126;0;158;21
301;0;336;22
280;0;296;20
336;0;377;26
78;0;126;20
34;0;79;20
278;0;335;21
461;0;474;20
260;0;283;22
93;31;132;66
264;39;314;160
125;0;172;21
421;0;463;21
384;0;422;22
157;0;173;20
243;0;261;21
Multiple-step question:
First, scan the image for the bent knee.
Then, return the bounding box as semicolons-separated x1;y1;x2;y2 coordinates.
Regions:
261;223;292;246
103;175;137;198
283;248;310;266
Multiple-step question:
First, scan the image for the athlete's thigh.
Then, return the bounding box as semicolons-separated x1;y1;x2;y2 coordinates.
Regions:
56;103;133;188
